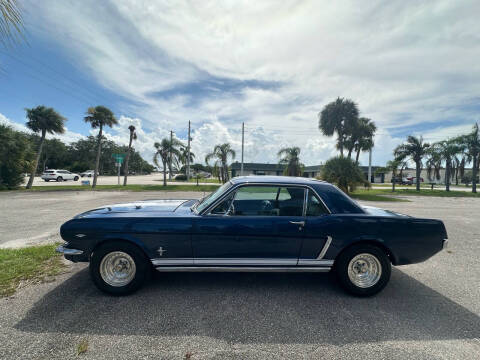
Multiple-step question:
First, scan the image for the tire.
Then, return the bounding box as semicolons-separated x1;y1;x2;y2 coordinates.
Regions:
335;244;391;297
44;179;49;182
74;176;79;181
90;242;150;296
56;176;63;182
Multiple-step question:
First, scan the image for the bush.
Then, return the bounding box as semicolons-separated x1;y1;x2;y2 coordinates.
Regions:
321;156;365;194
0;125;33;189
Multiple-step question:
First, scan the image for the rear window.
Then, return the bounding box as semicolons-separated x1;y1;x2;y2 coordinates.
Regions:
44;170;55;173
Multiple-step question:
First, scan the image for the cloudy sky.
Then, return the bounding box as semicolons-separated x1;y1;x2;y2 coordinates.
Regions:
1;0;479;167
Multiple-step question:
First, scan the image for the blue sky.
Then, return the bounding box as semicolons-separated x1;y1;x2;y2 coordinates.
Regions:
1;0;480;166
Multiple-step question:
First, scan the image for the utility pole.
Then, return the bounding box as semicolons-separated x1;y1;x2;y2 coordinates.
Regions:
169;130;173;180
241;122;244;176
187;120;191;181
368;148;372;183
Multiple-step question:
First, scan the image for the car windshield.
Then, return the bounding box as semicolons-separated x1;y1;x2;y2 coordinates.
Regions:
194;181;233;213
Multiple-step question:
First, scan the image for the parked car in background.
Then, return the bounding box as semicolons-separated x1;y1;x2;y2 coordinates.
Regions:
41;169;80;182
80;170;97;178
408;177;424;184
390;177;412;185
57;176;448;297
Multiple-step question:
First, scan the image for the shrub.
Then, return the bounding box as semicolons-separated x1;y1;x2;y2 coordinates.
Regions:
321;156;366;194
0;124;33;189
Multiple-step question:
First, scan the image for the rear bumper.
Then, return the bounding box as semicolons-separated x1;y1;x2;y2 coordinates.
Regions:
442;239;449;249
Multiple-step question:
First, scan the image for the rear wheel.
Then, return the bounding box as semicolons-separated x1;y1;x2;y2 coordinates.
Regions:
90;242;150;295
335;244;391;296
74;176;79;181
56;176;63;182
44;179;49;182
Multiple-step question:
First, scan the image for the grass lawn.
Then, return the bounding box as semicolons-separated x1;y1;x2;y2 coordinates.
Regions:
0;244;66;297
22;184;220;192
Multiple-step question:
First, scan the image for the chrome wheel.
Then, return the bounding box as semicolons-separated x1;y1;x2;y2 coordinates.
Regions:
347;253;382;288
99;251;136;287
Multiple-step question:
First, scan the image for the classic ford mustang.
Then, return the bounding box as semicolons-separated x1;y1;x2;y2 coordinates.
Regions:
57;176;448;296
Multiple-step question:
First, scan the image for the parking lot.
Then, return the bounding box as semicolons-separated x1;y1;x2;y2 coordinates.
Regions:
0;191;479;359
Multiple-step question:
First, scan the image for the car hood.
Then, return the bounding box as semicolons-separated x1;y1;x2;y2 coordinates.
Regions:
75;199;197;218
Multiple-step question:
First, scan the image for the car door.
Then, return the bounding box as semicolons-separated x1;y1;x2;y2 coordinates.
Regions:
298;189;334;266
192;185;306;265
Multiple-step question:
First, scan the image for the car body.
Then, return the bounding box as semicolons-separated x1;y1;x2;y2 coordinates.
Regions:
41;169;80;182
390;177;412;185
80;170;97;177
407;176;424;183
58;176;448;296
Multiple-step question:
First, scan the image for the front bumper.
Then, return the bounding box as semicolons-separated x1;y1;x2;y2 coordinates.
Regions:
56;245;83;255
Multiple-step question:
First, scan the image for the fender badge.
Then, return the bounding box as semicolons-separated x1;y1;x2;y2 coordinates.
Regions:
157;247;167;256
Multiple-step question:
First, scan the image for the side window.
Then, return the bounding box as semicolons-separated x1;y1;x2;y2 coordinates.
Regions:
210;194;234;215
306;191;329;216
231;186;305;217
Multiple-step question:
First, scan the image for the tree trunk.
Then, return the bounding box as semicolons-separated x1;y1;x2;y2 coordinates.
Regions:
162;159;167;186
92;125;103;189
123;133;133;186
355;149;361;165
392;171;396;192
445;159;450;192
347;147;353;159
415;162;421;191
473;155;478;193
26;130;46;189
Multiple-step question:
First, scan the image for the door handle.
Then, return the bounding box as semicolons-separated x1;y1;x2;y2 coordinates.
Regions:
289;221;305;226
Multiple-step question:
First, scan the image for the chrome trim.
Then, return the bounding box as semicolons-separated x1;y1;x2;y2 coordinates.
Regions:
75;234;86;238
289;221;305;226
297;259;334;266
151;258;194;266
201;182;331;216
442;239;448;249
303;188;308;216
154;266;331;273
317;236;332;260
56;245;83;255
195;258;297;265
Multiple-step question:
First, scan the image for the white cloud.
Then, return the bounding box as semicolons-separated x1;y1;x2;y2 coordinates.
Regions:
0;113;84;143
20;0;480;166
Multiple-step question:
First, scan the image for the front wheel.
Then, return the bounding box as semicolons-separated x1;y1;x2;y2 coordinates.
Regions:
74;176;79;181
90;242;150;295
335;244;391;296
56;176;63;182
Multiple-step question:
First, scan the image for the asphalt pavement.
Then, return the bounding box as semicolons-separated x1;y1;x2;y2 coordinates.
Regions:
0;192;479;359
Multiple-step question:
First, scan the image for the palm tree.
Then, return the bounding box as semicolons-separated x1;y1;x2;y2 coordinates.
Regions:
25;106;66;189
179;147;195;174
353;118;377;164
153;140;170;186
432;139;462;191
426;147;442;183
394;136;430;191
123;125;137;186
461;123;480;193
205;143;236;183
378;159;405;192
318;97;359;157
278;147;303;176
84;106;118;188
1;0;24;46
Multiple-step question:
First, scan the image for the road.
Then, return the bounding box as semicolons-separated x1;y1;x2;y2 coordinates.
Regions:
0;192;479;359
0;190;207;247
24;174;219;187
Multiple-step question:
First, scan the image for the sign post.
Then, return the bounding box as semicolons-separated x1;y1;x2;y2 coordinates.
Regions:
112;154;126;185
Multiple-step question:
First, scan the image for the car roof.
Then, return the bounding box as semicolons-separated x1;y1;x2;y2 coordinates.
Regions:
230;176;328;186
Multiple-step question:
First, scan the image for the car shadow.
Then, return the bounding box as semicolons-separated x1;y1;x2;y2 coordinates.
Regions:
15;267;480;345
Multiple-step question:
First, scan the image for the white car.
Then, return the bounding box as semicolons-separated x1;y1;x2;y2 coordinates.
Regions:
41;169;80;182
80;170;97;177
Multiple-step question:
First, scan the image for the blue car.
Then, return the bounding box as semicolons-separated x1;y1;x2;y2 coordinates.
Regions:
57;176;448;296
